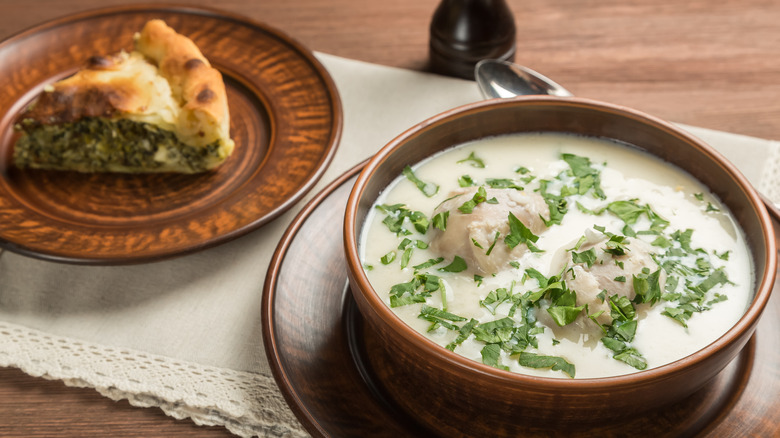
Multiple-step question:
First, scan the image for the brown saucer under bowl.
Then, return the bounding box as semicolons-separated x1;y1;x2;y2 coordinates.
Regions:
343;96;776;436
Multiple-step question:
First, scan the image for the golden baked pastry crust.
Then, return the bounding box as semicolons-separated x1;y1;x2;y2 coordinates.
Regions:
135;19;232;149
13;19;234;173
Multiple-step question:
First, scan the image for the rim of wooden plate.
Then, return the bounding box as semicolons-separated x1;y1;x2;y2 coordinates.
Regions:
0;4;342;264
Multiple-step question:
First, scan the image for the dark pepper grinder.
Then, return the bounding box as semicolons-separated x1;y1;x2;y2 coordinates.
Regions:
429;0;517;79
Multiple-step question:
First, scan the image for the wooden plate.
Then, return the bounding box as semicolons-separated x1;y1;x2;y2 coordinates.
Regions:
0;5;341;264
263;164;780;437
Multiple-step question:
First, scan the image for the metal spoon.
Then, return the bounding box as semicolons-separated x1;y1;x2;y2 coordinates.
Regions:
473;58;780;222
475;59;573;98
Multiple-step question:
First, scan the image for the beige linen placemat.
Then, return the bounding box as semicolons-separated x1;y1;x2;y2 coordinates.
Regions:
0;53;778;437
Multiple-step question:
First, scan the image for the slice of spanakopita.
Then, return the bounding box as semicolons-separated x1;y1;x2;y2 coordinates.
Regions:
13;19;234;173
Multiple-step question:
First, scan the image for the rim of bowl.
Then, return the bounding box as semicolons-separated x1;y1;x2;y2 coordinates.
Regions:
344;96;777;390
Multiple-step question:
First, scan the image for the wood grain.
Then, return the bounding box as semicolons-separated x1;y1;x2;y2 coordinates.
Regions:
0;0;778;436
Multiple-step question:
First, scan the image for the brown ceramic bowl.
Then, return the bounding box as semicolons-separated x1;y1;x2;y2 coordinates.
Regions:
343;96;776;436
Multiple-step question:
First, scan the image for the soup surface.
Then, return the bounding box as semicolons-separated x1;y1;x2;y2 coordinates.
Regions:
360;133;753;378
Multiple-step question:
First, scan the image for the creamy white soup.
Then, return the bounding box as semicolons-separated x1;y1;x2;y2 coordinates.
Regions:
360;133;753;379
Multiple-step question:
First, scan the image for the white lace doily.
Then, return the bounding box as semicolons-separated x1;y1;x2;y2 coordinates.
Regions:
0;320;305;437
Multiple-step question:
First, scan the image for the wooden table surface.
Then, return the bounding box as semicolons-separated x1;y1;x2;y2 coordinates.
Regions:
0;0;778;436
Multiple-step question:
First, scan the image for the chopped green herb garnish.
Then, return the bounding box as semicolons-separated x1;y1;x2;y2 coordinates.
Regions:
459;186;498;213
575;201;604;216
691;267;731;294
707;293;728;306
481;343;507;370
403;165;439;197
457;151;486;168
536;179;568;226
572;248;597;267
662;306;693;327
388;273;442;307
485;178;523;190
607;200;646;224
376;203;429;235
413;257;444;270
612;348;647;370
400;247;413;268
547;305;586;326
445;318;479;350
633;267;663;305
505;212;543;252
562;153;606;199
485;231;501;256
418;304;466;331
604;235;630;256
651;235;672;248
458;174;476;187
432;211;449;231
518;352;576;378
481;288;512;315
472;317;516;344
380;251;396;265
706;202;720;212
439;256;468;273
597;294;647;370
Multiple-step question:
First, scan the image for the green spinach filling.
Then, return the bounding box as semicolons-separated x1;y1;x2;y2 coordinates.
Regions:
14;117;222;172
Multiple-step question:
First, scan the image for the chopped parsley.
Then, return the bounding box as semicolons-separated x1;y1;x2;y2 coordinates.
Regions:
518;352;576;378
458;186;498;213
632;267;663;305
388;273;443;307
562;153;606;199
458;174;476;187
418;304;466;331
457;151;485;168
376;204;429;236
413;257;445;271
439;256;468;273
380;251;396;265
505;212;543;252
571;248;597;267
536;179;568;226
432;211;449;231
485;178;523;190
597;294;648;370
485;231;501;256
480;287;513;315
403;165;438;197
